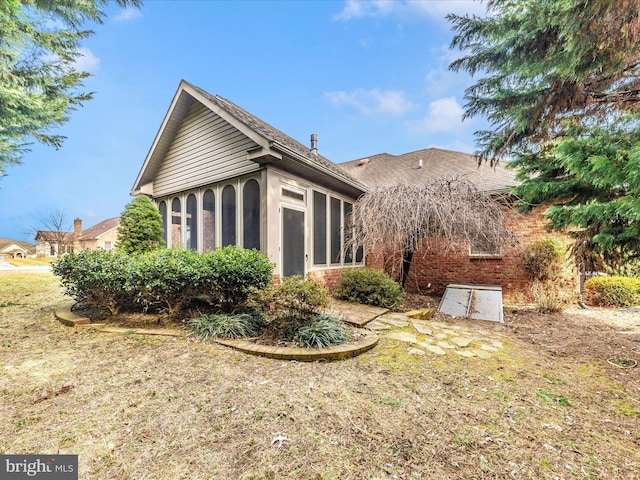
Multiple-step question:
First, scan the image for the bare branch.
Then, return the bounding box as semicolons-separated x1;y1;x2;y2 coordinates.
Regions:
347;178;512;275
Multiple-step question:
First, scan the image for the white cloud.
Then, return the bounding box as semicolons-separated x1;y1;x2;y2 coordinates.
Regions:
334;0;486;22
424;44;468;96
325;88;417;116
333;0;395;21
114;7;142;22
418;97;467;133
73;47;100;73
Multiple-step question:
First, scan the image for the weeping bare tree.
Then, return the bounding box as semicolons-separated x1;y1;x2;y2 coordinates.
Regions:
348;178;512;287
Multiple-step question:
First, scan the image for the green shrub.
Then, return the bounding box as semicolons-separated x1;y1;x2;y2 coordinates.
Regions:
54;247;274;318
334;267;404;309
297;313;350;348
188;311;264;339
202;246;274;312
116;196;164;255
584;275;640;307
53;250;134;315
249;276;330;339
521;238;564;281
130;249;205;317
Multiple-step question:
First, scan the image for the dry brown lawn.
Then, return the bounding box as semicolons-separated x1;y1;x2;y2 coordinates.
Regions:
1;272;639;479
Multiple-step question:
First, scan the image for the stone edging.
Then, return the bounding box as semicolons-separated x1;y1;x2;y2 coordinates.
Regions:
54;304;378;361
54;304;90;327
214;329;378;361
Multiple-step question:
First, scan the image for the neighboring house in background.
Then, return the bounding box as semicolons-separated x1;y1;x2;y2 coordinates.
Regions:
0;239;35;259
35;230;75;257
77;217;120;251
130;80;571;299
35;218;121;257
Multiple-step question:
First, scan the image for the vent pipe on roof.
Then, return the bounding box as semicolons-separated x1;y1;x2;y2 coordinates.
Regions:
310;133;318;154
418;159;423;169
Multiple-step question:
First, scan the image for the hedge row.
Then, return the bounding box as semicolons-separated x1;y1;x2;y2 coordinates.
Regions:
584;275;640;307
52;247;274;317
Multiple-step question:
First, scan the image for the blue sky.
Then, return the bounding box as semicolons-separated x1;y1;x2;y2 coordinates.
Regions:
1;0;488;243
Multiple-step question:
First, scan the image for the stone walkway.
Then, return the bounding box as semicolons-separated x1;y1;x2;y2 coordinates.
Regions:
332;302;504;359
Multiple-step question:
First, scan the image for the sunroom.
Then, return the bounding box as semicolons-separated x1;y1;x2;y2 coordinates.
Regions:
131;80;367;284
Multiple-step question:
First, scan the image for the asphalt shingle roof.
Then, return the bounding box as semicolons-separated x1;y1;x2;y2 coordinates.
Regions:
81;217;120;241
339;147;517;193
0;238;35;253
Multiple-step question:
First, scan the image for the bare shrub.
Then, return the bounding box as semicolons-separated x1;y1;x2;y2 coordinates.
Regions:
521;238;563;281
348;178;512;285
531;280;573;313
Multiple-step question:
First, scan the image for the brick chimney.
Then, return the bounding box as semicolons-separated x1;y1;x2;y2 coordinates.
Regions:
74;218;82;252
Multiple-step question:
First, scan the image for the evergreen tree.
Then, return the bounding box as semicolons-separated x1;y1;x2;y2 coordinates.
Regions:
0;0;141;177
117;196;164;255
449;0;640;268
513;117;640;270
449;0;640;161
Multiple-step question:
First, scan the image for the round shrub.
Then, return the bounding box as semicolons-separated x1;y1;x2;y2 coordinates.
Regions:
334;267;404;309
584;275;640;307
521;238;564;281
248;276;330;339
53;250;134;315
201;246;274;311
130;249;205;316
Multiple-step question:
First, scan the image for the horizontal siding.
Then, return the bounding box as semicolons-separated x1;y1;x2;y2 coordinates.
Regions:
154;103;260;197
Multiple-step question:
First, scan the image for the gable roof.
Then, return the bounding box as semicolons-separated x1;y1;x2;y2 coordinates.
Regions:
132;80;366;197
339;147;517;193
81;217;120;241
0;238;35;254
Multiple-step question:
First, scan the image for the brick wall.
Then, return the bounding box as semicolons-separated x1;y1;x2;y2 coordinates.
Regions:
307;268;346;293
366;206;575;301
273;267;355;293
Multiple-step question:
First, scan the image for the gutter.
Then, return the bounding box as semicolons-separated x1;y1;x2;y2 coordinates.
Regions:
270;141;369;194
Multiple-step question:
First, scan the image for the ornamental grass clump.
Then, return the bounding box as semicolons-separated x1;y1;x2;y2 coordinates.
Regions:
297;313;350;349
521;238;564;281
188;311;264;340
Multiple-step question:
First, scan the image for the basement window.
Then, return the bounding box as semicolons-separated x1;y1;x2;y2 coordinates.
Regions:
469;238;501;258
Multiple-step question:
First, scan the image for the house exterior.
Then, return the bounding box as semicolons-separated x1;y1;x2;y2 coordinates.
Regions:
132;80;368;286
338;149;568;298
0;239;35;259
35;218;121;257
131;80;569;299
77;217;120;251
35;230;75;257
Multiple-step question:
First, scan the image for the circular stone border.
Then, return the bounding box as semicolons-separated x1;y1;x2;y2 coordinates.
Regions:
215;329;378;361
55;304;378;361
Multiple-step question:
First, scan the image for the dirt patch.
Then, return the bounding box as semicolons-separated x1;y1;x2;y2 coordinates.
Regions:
2;273;639;479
